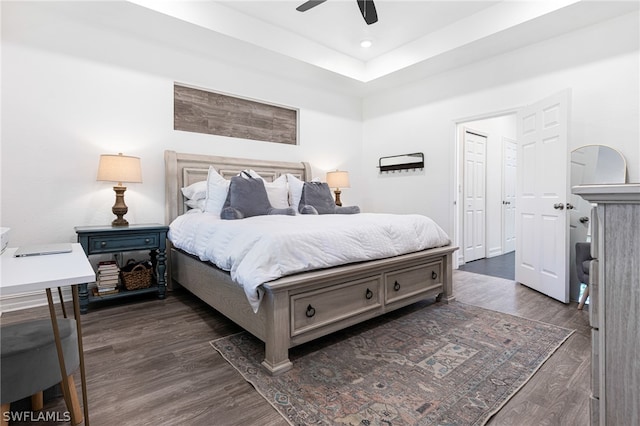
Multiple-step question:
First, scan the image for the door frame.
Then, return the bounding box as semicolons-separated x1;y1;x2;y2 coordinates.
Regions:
453;107;522;268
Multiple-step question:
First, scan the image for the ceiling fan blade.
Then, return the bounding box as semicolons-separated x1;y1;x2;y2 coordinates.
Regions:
357;0;378;25
296;0;327;12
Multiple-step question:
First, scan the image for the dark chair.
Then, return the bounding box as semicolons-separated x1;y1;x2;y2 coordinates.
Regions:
1;319;83;425
575;242;593;310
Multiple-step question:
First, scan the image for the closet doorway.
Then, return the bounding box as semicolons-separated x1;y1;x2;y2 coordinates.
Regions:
455;113;517;278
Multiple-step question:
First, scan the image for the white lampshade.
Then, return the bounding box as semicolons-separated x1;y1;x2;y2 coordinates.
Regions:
97;153;142;185
326;170;350;189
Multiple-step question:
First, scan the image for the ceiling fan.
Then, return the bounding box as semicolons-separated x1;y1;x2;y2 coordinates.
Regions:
296;0;378;25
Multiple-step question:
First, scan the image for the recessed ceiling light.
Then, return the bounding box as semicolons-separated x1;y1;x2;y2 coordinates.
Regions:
360;39;372;48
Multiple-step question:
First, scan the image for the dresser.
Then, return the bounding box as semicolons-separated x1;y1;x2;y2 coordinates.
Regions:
572;184;640;426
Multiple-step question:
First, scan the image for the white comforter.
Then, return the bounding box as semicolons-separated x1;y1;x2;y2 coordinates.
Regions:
169;212;451;312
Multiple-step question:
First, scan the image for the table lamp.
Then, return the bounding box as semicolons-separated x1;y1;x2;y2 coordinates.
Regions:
326;170;350;207
97;153;142;226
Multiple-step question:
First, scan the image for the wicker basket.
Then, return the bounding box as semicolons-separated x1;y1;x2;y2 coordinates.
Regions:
120;260;153;291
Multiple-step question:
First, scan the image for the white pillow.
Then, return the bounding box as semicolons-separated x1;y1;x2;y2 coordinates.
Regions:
181;180;207;200
204;166;230;216
265;175;290;209
245;169;261;179
185;198;206;210
247;171;289;209
287;173;305;213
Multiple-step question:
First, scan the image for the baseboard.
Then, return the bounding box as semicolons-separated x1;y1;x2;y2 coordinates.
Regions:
487;247;503;258
458;249;506;265
0;288;71;313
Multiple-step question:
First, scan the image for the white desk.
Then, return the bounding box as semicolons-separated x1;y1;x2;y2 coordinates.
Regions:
1;243;95;425
1;244;95;295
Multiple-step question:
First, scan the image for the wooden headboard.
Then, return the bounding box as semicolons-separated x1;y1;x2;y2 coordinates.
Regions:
164;150;312;224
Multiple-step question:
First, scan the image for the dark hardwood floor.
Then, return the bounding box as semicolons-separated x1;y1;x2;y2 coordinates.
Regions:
1;270;591;425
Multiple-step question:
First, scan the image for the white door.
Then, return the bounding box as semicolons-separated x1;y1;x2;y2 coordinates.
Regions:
463;130;487;263
503;137;517;253
515;90;571;303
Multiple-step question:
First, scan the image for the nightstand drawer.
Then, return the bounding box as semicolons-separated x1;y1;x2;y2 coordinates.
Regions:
88;234;159;254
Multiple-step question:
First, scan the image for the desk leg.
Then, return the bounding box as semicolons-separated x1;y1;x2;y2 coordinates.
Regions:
72;285;90;426
45;289;76;424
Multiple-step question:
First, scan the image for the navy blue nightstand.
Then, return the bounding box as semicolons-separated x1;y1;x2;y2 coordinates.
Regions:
75;223;169;314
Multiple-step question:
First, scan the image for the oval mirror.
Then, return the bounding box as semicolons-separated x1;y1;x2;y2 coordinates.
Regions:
569;145;626;304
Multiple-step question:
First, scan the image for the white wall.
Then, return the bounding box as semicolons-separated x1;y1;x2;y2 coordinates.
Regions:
362;11;640;238
1;2;364;249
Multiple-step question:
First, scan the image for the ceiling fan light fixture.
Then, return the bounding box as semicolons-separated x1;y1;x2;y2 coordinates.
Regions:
360;39;373;48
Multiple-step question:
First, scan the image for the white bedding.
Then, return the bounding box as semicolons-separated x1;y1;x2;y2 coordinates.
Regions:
168;212;451;312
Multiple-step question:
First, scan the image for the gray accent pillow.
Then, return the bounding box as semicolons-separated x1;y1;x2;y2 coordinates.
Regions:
220;206;245;220
229;175;271;218
335;205;360;214
270;207;296;216
298;182;360;215
222;176;295;220
299;205;319;215
299;182;336;214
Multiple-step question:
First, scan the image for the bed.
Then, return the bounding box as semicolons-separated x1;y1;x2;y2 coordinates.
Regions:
164;150;458;375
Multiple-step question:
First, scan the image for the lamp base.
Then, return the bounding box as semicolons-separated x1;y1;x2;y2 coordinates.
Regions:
112;217;129;227
111;186;130;227
333;189;342;207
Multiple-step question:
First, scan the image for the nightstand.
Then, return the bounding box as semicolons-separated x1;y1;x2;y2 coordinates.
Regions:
75;223;169;314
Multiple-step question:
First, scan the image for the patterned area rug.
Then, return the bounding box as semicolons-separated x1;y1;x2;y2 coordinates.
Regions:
211;302;574;425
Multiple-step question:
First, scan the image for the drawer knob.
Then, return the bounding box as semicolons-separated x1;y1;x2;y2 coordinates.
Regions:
305;304;316;318
145;238;151;243
394;281;400;291
432;271;438;280
100;241;107;247
365;288;373;300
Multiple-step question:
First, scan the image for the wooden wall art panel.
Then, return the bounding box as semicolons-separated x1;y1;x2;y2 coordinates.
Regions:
174;84;298;145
